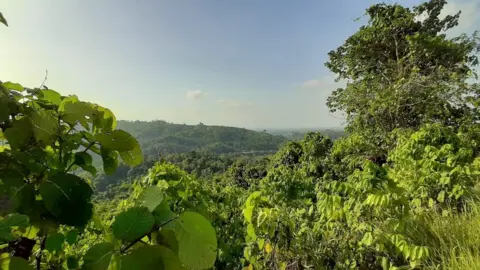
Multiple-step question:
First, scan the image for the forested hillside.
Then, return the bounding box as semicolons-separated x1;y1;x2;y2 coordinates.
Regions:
1;1;480;269
117;120;287;155
267;128;345;141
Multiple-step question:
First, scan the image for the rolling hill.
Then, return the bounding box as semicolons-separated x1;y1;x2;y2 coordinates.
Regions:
116;120;288;157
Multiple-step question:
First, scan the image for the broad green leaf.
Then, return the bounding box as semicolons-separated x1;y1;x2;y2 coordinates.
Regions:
75;152;97;176
82;242;114;270
111;207;154;241
95;130;139;152
157;228;179;254
65;229;79;245
10;150;44;174
2;82;23;92
12;184;36;216
4;117;33;149
92;106;117;133
135;186;164;212
39;174;93;226
156;245;186;270
45;232;65;252
0;228;15;242
0;213;29;241
75;152;93;166
8;257;32;270
21;226;39;239
30;110;59;144
38;89;62;106
0;12;8;27
118;146;143;167
164;211;217;269
120;245;185;270
153;201;175;226
107;252;120;270
100;148;118;175
1;213;29;228
59;97;93;129
67;256;79;269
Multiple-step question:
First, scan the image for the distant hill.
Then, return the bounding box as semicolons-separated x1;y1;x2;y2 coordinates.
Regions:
265;128;345;141
117;120;288;157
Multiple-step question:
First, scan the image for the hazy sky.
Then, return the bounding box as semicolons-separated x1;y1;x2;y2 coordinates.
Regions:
1;0;479;129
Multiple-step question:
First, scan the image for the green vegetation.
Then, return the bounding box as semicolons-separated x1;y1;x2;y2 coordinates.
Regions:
117;120;286;156
1;0;480;269
0;82;217;269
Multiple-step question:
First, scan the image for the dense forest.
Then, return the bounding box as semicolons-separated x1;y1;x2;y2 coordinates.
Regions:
1;0;480;269
116;120;287;156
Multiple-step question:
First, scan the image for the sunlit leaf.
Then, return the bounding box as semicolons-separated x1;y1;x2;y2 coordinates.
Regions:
153;200;175;226
164;211;217;269
118;146;143;167
95;130;139;152
135;186;164;212
265;242;273;253
4;117;33;149
2;82;23;92
59;97;93;129
38;89;62;106
111;207;154;242
120;245;185;270
30;109;59;144
82;242;114;270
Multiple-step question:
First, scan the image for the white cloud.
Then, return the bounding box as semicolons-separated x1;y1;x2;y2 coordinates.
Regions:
416;0;480;36
185;90;207;100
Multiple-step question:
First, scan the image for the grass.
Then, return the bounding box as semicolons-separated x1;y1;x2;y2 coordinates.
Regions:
405;198;480;269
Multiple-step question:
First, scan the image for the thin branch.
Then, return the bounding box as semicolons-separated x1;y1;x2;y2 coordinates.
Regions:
120;216;178;253
39;70;48;90
64;141;95;173
36;237;46;270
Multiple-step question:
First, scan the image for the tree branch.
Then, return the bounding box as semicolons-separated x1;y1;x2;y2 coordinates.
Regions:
36;237;46;270
120;216;178;253
64;141;95;173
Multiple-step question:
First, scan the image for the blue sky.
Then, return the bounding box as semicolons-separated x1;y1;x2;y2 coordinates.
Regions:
1;0;479;129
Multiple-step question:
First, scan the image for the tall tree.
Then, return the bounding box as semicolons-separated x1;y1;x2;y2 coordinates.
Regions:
325;0;480;135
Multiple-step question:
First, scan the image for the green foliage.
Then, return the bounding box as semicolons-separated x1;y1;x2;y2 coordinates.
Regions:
3;1;480;269
0;12;8;27
116;120;286;156
325;0;480;137
40;174;94;226
163;212;217;269
82;242;114;270
111;207;154;241
45;232;65;253
0;80;217;269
